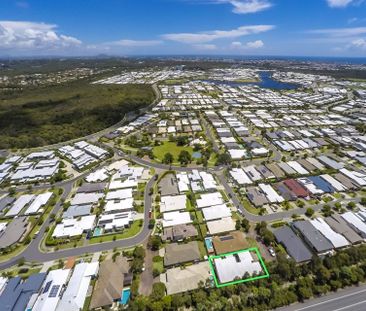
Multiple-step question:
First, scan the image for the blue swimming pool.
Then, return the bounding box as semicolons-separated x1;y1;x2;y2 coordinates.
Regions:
205;237;214;252
121;288;131;305
192;152;202;159
93;227;102;237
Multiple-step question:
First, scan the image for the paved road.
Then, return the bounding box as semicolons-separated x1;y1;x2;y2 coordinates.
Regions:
0;176;155;270
277;285;366;311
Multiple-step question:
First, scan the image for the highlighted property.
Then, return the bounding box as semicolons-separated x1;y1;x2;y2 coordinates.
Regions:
208;247;270;288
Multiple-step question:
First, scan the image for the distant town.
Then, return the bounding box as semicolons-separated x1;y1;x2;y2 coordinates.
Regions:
1;58;366;310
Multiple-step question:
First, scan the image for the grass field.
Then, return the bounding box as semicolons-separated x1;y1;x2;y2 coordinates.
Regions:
153;141;193;163
0;80;155;149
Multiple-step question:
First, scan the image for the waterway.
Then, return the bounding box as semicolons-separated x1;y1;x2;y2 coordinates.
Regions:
202;71;300;90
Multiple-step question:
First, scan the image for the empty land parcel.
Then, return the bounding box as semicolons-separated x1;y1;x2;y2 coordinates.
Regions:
0;80;155;149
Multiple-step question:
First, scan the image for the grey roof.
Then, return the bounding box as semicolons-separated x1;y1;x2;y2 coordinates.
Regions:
0;216;28;249
0;273;46;311
333;173;358;190
318;156;344;170
0;197;15;213
246;187;268;207
63;204;92;219
274;226;313;263
77;182;107;193
164;241;200;266
325;214;363;245
293;221;333;253
297;159;317;172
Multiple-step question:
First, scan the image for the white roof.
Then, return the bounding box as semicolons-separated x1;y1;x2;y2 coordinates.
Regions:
200;172;217;191
258;183;284;203
311;218;350;249
56;262;99;311
243;165;262;181
85;168;109;182
202;204;231;221
98;212;133;230
230;168;253;185
33;269;71;311
196;192;224;208
161;195;187;213
53;215;96;238
214;251;262;284
104;198;133;213
206;217;236;235
320;174;347;192
287;161;309;175
342;212;366;237
6;194;35;217
162;211;192;228
25;192;53;215
340;168;366;187
70;193;103;206
106;188;133;201
228;149;247;160
109;178;138;190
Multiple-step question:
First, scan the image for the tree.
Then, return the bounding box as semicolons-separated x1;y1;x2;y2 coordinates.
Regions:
361;197;366;207
305;208;314;217
215;153;231;166
321;204;332;217
149;235;162;251
162;152;174;165
178;150;192;165
347;201;356;210
150;282;166;302
176;136;189;146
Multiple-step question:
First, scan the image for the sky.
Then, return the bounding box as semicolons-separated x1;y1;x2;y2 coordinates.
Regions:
0;0;366;57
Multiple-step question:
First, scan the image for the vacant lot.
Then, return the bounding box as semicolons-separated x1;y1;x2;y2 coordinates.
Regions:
0;81;155;149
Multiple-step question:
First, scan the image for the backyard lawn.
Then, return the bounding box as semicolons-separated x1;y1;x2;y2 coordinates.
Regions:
153;141;193;164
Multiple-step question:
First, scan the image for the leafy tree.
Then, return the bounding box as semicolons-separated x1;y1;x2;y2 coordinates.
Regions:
178;150;192;165
162;152;174;165
305;208;314;217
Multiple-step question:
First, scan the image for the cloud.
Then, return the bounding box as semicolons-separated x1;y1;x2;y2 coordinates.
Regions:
0;21;81;51
349;38;366;48
106;39;163;47
326;0;354;7
162;25;274;43
193;44;217;50
15;1;29;9
231;39;264;49
326;0;364;7
212;0;272;14
246;39;264;48
306;27;366;37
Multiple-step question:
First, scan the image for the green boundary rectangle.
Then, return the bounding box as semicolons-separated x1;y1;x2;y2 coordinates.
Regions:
208;247;270;288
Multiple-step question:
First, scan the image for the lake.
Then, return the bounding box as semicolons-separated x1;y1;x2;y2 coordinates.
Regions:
202;71;300;90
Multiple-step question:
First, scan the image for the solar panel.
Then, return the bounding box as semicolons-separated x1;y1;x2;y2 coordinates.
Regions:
43;281;52;293
48;285;60;298
220;235;234;241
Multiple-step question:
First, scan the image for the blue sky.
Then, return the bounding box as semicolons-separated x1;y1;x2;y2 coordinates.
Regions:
0;0;366;57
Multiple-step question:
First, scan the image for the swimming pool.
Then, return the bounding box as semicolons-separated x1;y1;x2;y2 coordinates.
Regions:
192;151;202;159
205;237;214;252
121;288;131;305
93;227;102;237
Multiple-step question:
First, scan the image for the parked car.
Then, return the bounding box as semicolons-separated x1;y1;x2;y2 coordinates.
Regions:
268;247;276;257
